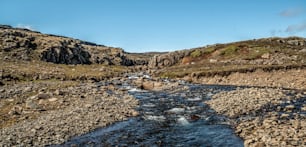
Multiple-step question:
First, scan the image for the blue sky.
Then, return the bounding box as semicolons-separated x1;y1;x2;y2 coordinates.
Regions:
1;0;305;52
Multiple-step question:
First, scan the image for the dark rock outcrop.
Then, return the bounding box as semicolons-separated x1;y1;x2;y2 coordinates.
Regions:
148;51;189;68
0;30;37;61
0;25;151;65
41;44;91;64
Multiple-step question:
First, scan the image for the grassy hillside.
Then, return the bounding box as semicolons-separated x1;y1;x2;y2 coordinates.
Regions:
155;37;306;78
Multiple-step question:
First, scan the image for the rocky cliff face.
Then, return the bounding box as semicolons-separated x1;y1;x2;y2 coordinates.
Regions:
0;25;150;66
41;42;91;64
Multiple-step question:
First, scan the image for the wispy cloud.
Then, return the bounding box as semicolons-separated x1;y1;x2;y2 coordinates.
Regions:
285;22;306;33
270;29;282;36
16;24;35;30
270;21;306;36
280;8;305;17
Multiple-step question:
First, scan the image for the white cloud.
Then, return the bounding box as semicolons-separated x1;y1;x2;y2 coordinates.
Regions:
16;24;35;30
285;22;306;33
280;8;305;17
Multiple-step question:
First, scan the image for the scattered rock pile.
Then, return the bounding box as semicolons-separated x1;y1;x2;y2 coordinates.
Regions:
206;87;306;146
0;81;139;146
206;88;287;117
197;68;306;90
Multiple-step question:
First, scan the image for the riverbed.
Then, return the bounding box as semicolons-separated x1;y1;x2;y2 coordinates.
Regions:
62;77;244;146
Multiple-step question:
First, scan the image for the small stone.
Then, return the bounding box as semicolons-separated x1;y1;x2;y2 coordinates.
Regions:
37;93;51;99
38;99;45;105
54;89;64;96
8;106;23;115
48;98;58;102
130;111;139;116
190;114;201;121
280;113;290;118
0;89;5;93
244;139;255;146
31;128;36;133
85;104;92;108
26;100;39;109
142;81;154;90
29;95;37;100
261;53;270;59
254;142;265;147
285;105;295;110
23;87;32;92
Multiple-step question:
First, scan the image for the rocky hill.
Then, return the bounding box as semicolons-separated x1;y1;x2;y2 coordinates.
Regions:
152;37;306;77
0;25;152;66
1;24;305;71
1;24;306;81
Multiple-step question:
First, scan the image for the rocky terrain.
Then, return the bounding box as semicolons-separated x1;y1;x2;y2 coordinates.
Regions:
0;79;139;146
0;25;154;66
206;88;306;146
1;25;306;146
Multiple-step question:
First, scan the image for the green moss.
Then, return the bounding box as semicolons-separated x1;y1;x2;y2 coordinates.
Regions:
159;71;189;78
244;47;270;60
203;47;216;54
190;50;202;58
220;45;238;56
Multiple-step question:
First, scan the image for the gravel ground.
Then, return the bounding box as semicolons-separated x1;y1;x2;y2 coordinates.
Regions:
206;87;306;146
198;69;306;90
0;80;138;146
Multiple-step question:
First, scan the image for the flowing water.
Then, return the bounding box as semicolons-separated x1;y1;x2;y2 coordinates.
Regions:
62;76;244;147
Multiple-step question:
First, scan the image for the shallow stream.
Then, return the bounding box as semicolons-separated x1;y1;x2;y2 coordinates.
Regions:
62;76;244;146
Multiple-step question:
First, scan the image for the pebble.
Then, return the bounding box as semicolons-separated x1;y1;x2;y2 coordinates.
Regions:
48;98;58;102
37;93;51;99
280;113;290;118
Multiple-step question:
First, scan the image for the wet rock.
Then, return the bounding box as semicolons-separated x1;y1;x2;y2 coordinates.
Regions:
285;105;295;111
190;115;201;121
167;108;185;114
142;81;154;90
130;110;139;117
301;106;306;111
